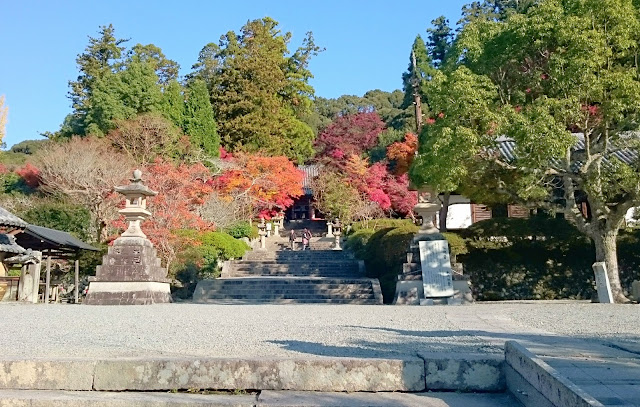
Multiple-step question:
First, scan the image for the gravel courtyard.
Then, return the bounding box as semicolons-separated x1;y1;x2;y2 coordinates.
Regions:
2;301;638;359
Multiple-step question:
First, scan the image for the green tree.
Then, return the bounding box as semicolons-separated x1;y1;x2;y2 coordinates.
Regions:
160;80;185;129
57;26;175;138
402;35;432;132
128;43;179;84
184;79;220;157
190;17;321;163
63;24;128;138
426;16;454;68
412;0;640;302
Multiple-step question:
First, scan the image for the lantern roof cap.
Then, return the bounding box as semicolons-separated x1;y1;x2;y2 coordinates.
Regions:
114;170;157;197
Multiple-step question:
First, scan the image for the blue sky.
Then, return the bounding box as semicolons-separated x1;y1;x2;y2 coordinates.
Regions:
1;0;468;149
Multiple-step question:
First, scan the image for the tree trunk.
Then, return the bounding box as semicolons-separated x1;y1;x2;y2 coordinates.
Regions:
411;50;423;134
439;192;450;232
593;229;629;303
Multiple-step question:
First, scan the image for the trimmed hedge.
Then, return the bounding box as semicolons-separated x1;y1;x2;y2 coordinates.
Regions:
455;216;639;301
171;230;250;299
349;219;416;235
345;215;640;302
355;224;419;304
344;229;374;259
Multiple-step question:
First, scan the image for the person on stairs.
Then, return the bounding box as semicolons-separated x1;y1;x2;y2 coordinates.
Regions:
289;229;297;251
302;228;312;250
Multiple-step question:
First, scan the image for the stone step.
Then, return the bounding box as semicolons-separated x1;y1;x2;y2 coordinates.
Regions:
200;285;374;292
224;272;361;278
203;280;373;287
202;295;377;301
193;278;382;304
198;299;383;305
0;354;503;392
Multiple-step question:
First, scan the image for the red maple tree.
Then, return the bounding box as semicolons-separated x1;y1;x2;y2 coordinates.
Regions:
112;159;215;270
315;112;386;168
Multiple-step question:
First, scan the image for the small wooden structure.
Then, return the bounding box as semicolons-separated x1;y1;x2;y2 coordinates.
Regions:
15;225;98;303
0;205;98;303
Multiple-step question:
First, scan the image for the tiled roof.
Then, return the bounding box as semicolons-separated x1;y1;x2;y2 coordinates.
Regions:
0;234;26;254
24;225;98;252
298;164;321;196
496;133;638;171
0;206;28;229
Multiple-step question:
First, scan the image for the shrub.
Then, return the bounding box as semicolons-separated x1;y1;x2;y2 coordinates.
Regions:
22;201;92;242
349;218;415;235
170;230;250;299
224;221;253;239
442;232;468;261
458;216;597;301
362;223;418;303
344;229;375;259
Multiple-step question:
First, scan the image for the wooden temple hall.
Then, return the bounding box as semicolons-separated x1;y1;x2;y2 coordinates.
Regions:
0;206;98;304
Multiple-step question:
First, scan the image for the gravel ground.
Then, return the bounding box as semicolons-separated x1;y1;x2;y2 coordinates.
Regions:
1;301;638;359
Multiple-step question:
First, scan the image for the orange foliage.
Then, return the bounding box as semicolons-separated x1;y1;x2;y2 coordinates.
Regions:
386;133;418;175
111;160;215;269
213;153;304;216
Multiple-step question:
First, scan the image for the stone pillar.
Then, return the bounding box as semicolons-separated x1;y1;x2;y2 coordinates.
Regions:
333;231;342;250
327;222;334;238
257;218;267;250
74;259;79;304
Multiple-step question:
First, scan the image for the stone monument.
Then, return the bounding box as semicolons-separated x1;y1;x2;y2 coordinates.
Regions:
592;262;614;304
394;186;471;305
85;170;171;305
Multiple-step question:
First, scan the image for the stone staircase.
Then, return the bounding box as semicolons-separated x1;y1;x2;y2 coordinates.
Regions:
193;238;383;304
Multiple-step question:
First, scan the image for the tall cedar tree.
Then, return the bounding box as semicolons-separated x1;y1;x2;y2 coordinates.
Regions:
58;25;182;139
184;79;220;157
190;18;322;163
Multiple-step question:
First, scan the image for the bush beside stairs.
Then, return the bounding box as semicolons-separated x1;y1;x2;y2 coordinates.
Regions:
193;236;383;304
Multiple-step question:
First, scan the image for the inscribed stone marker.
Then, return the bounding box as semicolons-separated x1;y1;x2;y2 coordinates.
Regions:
419;240;454;298
592;262;613;304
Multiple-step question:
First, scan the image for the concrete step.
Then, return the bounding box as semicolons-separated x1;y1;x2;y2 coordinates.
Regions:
0;389;521;406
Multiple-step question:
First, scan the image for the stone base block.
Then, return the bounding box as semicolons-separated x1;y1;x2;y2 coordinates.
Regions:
92;357;425;392
85;281;171;305
393;281;423;305
419;352;504;392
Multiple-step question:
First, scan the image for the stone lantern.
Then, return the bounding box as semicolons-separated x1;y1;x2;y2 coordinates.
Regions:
257;217;267;250
273;212;284;236
85;170;171;305
332;218;342;251
326;220;334;238
413;186;444;242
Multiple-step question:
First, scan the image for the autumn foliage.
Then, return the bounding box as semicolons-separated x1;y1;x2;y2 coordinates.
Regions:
386;133;417;175
112;159;215;269
212;153;304;217
315;112;386;167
